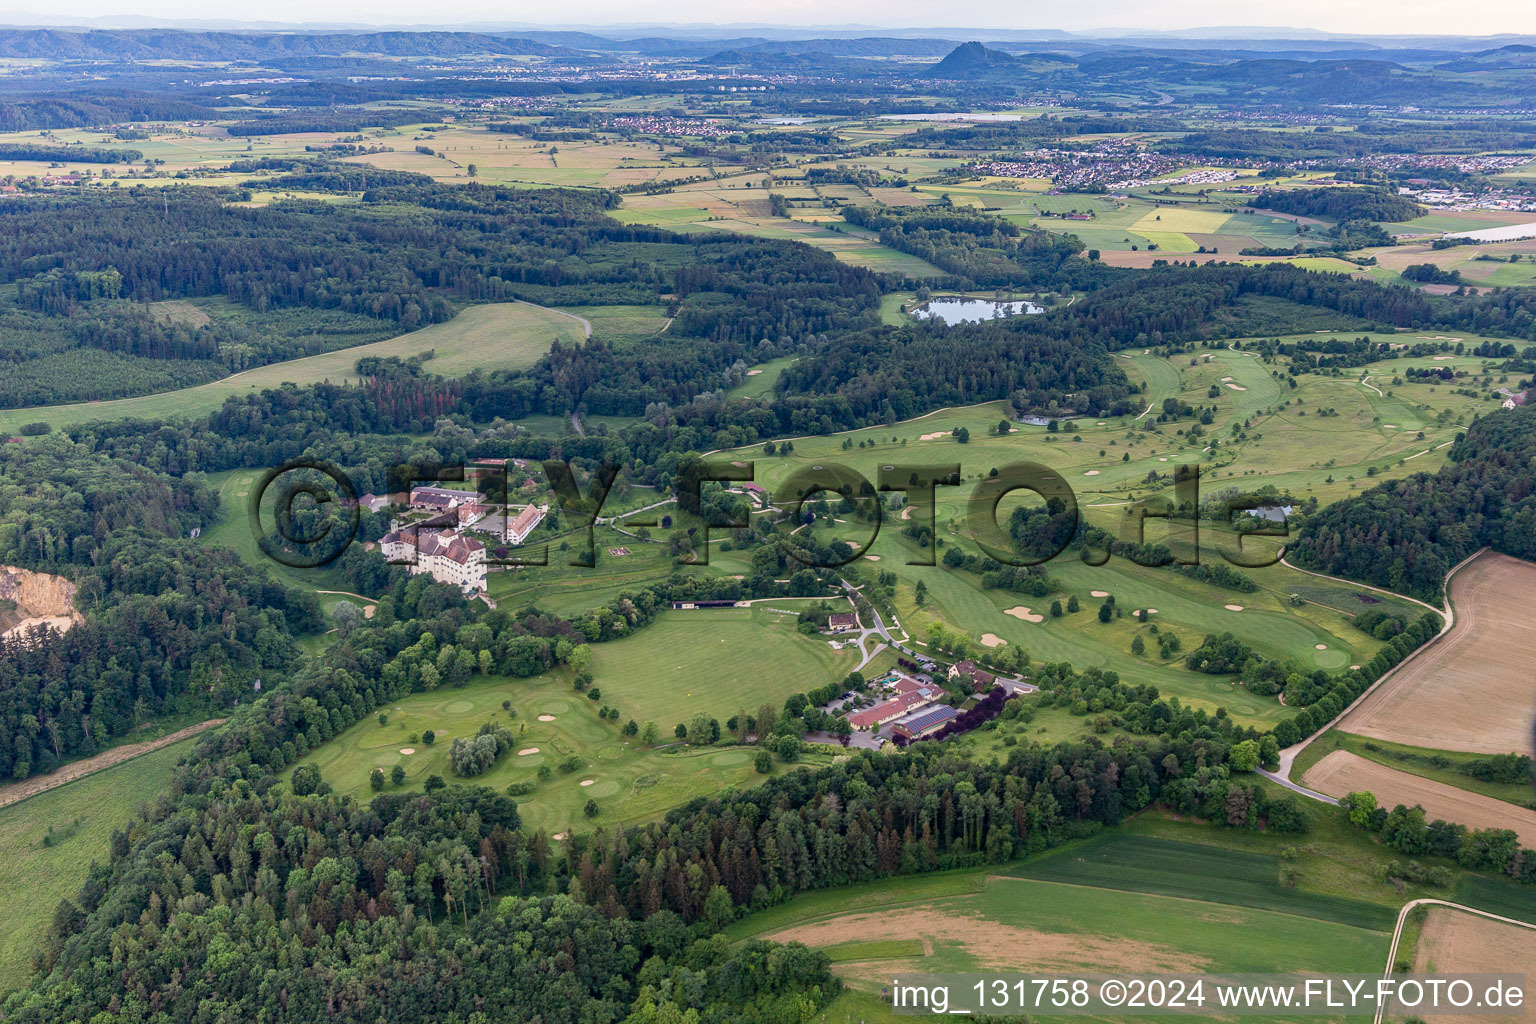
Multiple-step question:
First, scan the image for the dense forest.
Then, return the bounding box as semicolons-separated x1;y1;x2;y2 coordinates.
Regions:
1250;186;1423;223
1291;403;1536;600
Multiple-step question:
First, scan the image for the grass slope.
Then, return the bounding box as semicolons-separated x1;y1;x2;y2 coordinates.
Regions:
0;739;193;994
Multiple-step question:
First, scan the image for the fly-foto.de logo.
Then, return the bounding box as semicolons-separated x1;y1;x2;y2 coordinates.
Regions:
248;457;1290;571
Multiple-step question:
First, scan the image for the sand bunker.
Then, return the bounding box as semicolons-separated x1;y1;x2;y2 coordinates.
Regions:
980;633;1007;647
1004;606;1044;623
1350;664;1362;670
399;748;415;755
552;832;569;841
1432;355;1454;361
537;714;556;722
1224;604;1244;612
1224;382;1247;391
1315;644;1328;650
746;369;763;375
517;747;540;756
1084;470;1100;476
1091;590;1110;598
864;554;881;561
918;431;949;441
1158;457;1169;462
580;779;596;787
1220;376;1234;382
1145;608;1159;614
1383;424;1398;429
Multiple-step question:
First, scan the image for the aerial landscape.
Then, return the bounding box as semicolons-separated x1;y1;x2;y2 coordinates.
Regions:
0;0;1534;1019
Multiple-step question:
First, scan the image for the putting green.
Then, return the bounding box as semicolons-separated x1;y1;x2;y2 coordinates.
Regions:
1313;649;1349;669
712;750;751;766
586;780;622;798
540;700;572;714
444;699;475;714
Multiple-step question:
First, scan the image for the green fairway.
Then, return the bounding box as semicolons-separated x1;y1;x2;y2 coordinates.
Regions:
0;739;194;994
0;301;587;434
303;670;834;836
588;605;858;724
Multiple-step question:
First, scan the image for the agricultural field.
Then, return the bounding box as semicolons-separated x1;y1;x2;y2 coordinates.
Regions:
1304;750;1536;846
1336;552;1536;756
733;828;1393;1024
1402;907;1536;1024
0;300;588;435
1295;730;1535;808
301;669;834;836
0;739;194;994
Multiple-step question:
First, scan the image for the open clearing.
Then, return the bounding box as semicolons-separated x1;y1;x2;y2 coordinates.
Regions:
588;606;855;723
1304;750;1536;846
1338;551;1536;755
0;738;195;993
0;301;587;434
1410;908;1536;1024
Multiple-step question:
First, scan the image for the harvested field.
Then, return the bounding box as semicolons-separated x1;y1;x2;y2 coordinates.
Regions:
765;904;1207;974
1304;751;1536;846
1409;907;1536;1024
1340;551;1536;755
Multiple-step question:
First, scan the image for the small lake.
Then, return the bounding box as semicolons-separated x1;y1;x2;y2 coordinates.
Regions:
912;297;1044;325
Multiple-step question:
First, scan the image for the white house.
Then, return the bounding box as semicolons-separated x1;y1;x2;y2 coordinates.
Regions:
380;528;487;592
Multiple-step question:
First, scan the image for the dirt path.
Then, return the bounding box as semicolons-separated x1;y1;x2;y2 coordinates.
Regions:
0;719;225;812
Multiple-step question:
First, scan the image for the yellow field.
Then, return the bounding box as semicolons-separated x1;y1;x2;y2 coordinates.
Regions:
1132;208;1232;233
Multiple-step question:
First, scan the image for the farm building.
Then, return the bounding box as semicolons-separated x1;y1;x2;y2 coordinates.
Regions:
847;687;942;730
826;612;859;633
409;486;485;512
892;704;959;740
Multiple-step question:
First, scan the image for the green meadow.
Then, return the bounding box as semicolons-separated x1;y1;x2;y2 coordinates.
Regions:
0;740;194;994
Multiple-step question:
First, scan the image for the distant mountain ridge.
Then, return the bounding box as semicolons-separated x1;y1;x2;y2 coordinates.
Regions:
0;28;577;59
928;41;1020;78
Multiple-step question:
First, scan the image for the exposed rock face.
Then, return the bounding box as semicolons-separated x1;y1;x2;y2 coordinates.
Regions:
0;565;83;640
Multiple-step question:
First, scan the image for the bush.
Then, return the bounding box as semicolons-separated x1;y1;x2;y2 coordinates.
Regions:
369;768;386;791
390;764;406;786
422;729;436;745
754;749;773;773
585;799;599;817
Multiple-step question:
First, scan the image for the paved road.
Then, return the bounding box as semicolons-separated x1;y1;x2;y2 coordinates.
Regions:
1268;549;1482;800
1256;768;1339;805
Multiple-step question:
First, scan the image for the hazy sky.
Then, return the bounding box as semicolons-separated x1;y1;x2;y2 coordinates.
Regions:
17;0;1536;36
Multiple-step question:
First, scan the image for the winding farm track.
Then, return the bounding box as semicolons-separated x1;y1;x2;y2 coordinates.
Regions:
1261;548;1485;795
0;718;224;813
1375;900;1536;1024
